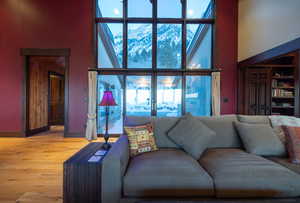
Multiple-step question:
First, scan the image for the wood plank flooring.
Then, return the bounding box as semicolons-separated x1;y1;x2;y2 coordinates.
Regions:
0;128;114;202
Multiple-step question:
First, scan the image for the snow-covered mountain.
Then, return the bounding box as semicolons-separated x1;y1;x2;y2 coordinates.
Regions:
111;24;195;68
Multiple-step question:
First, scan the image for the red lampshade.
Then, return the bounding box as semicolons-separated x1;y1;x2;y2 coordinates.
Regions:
99;91;117;106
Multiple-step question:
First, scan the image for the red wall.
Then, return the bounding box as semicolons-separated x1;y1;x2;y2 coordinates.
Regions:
216;0;238;114
0;0;237;135
0;0;93;135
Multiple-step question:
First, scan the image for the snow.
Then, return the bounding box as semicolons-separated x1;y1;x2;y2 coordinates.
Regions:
111;24;196;68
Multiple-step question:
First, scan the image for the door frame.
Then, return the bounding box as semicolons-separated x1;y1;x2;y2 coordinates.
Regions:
21;48;70;137
48;71;65;126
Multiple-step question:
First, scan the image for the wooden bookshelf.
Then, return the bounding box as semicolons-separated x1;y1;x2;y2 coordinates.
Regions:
271;54;296;116
240;51;299;116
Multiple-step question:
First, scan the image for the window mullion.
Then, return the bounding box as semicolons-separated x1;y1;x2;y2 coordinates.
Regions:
152;73;157;116
123;0;128;69
182;73;186;115
153;0;157;70
123;75;126;125
181;0;187;115
182;0;187;70
181;25;187;69
152;0;157;116
122;0;127;130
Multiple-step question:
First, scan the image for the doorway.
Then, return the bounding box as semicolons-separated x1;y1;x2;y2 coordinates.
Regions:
48;72;65;128
21;49;70;137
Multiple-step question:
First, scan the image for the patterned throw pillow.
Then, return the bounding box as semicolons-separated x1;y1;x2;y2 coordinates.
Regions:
282;126;300;164
124;123;158;157
273;126;287;144
269;116;300;145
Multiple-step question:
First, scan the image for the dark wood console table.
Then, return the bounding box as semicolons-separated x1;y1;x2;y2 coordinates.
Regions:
63;142;107;203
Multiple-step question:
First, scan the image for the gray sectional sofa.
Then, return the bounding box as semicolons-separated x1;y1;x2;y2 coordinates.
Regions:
101;115;300;203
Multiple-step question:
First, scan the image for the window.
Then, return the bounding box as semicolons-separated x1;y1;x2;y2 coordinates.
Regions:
157;24;182;69
98;23;123;68
96;0;215;134
97;75;124;134
157;0;182;18
157;76;182;117
126;76;152;116
128;24;152;68
185;76;211;116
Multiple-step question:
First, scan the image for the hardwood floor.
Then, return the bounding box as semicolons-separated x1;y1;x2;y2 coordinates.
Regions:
0;127;114;202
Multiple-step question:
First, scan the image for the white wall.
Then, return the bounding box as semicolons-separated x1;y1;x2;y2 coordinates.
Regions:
238;0;300;61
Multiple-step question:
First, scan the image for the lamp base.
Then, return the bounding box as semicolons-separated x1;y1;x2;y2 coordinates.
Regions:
102;142;111;150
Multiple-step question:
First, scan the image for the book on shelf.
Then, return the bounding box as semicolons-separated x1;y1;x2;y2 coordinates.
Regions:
272;89;294;97
272;102;294;107
273;72;294;79
272;80;294;88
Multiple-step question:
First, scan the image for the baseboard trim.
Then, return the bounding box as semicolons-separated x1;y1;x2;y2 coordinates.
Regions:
27;126;50;136
65;132;84;138
0;132;24;137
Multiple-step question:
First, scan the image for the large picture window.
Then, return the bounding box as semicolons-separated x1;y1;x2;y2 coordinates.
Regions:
96;0;215;134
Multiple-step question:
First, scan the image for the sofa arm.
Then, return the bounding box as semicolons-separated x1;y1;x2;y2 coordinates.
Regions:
101;135;129;203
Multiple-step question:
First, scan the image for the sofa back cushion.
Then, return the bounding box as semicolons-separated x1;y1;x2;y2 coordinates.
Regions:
237;115;270;125
125;115;242;149
152;117;181;148
194;115;242;148
235;121;286;156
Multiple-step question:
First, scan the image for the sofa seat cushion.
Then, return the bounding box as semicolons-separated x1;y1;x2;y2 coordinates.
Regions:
199;149;300;198
123;149;214;197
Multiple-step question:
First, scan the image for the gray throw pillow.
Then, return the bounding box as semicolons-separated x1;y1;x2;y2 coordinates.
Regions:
167;115;216;159
235;121;286;156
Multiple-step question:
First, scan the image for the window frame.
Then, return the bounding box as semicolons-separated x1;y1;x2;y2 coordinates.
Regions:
94;0;218;135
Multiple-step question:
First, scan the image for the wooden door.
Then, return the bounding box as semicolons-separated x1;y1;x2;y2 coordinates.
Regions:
49;73;65;125
28;62;49;133
245;68;271;115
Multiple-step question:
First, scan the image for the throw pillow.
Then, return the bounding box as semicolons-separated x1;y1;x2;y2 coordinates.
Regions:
282;126;300;164
273;126;287;144
124;123;158;157
269;116;300;145
234;121;286;156
167;114;216;159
